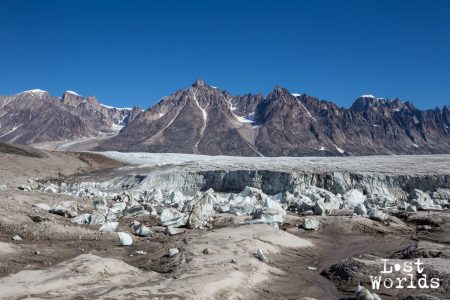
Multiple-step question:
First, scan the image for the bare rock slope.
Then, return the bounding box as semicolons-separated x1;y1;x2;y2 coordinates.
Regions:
2;81;449;156
0;89;140;144
97;80;450;156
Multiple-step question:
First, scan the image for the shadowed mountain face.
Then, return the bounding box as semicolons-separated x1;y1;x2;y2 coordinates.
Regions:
1;81;449;156
0;90;141;144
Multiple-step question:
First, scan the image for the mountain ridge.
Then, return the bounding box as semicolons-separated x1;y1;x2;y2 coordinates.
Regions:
1;81;448;156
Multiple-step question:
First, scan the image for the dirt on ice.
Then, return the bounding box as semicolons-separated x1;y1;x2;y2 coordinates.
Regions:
0;143;449;299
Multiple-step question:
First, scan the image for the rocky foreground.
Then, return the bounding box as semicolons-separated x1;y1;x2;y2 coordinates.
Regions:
0;144;449;299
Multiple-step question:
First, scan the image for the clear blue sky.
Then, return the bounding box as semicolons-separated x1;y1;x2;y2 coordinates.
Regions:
1;0;449;109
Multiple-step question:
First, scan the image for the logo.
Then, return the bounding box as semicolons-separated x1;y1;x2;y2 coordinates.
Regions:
369;259;440;290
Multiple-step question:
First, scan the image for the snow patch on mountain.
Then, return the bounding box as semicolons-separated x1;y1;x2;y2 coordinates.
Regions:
100;104;132;110
335;145;345;154
21;89;47;95
192;89;208;151
0;124;23;138
8;133;23;143
65;90;80;96
111;123;124;132
192;91;207;123
297;100;317;121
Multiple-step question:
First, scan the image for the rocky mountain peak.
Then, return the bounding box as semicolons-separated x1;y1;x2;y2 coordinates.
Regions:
20;89;48;95
192;79;207;88
350;96;380;112
62;91;85;107
16;89;49;99
351;95;415;113
267;85;297;104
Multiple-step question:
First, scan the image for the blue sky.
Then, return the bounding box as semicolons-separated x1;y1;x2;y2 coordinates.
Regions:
1;0;449;109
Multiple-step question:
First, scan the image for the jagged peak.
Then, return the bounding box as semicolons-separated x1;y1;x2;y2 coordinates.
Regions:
192;79;206;87
189;79;222;93
351;94;413;112
272;85;292;97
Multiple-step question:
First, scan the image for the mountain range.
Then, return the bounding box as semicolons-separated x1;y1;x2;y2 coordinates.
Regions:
1;80;449;156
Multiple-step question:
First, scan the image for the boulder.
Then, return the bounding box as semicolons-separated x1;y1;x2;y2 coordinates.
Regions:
43;184;59;194
431;188;450;202
301;217;320;230
270;193;283;202
110;202;126;214
295;195;316;212
32;203;52;212
239;186;267;201
104;209;117;222
160;208;187;227
355;284;381;300
150;189;164;203
229;196;259;215
217;203;230;213
409;189;442;211
353;204;368;217
405;202;417;213
168;248;179;257
255;248;268;263
99;222;118;232
186;192;215;229
18;184;33;191
143;204;158;216
365;193;397;209
123;205;149;218
12;235;22;241
118;232;133;246
294;187;340;215
0;184;7;191
167;190;185;206
50;201;78;218
89;210;106;225
257;198;286;225
29;215;50;223
314;198;340;216
343;189;366;209
72;213;92;225
93;198;107;210
164;226;185;236
131;221;153;237
367;209;388;221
